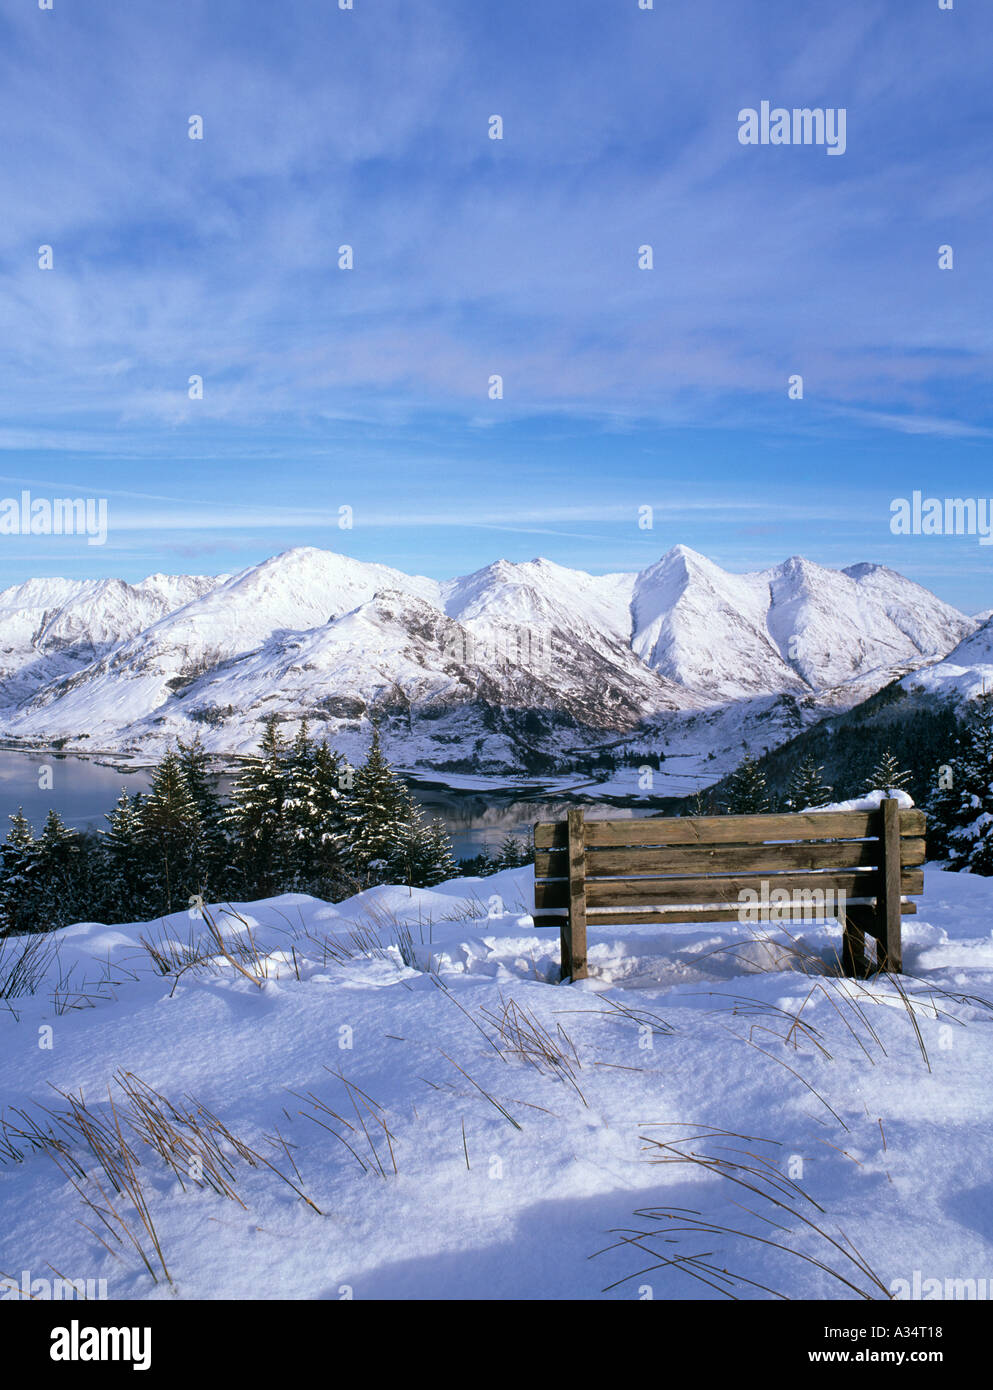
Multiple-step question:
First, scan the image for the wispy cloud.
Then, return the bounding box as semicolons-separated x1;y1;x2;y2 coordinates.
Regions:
0;1;990;611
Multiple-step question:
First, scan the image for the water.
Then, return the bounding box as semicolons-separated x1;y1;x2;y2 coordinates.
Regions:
0;750;678;863
0;750;152;835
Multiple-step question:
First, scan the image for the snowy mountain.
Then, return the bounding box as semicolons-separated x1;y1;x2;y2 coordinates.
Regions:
0;573;220;705
0;545;976;778
900;615;993;705
630;547;975;700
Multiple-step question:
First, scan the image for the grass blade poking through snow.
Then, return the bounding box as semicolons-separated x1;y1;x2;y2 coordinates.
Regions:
592;1125;891;1300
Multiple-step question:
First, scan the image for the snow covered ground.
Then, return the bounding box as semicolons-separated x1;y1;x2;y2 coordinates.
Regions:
2;864;993;1301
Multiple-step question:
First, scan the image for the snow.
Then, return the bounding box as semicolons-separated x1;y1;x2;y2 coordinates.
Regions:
902;616;993;705
3;861;993;1301
809;790;916;813
0;545;975;781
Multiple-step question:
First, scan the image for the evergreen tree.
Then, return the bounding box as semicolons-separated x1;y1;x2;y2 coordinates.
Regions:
0;809;40;935
723;754;772;814
101;789;155;923
309;738;349;893
403;814;459;887
491;833;532;870
344;723;416;884
785;756;834;811
862;748;913;797
139;749;203;912
281;723;351;893
32;809;86;931
223;715;291;898
282;721;318;889
930;692;993;874
176;733;229;897
457;849;497;878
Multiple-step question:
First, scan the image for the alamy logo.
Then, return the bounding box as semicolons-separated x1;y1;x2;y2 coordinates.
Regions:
49;1320;151;1372
738;102;847;155
891;1271;992;1300
441;624;553;674
890;491;993;546
738;881;847;924
0;490;109;545
1;1270;107;1300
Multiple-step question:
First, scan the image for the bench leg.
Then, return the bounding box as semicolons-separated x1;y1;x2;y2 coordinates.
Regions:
874;798;904;975
564;808;588;982
559;920;573;982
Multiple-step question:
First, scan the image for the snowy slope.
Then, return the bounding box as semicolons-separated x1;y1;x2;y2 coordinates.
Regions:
901;616;993;704
630;548;974;700
442;556;635;642
1;863;992;1301
0;545;975;776
632;545;793;698
0;573;219;705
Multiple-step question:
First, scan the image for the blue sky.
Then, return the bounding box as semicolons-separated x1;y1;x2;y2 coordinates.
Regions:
0;0;991;609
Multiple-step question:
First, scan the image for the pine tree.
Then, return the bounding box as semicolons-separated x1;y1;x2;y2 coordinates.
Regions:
223;715;291;898
492;833;532;870
176;733;229;898
139;749;203;913
32;809;85;931
282;721;318;889
0;809;40;935
687;789;716;818
309;738;349;893
862;748;913;797
101;790;155;923
344;723;416;884
785;756;834;811
723;754;772;814
402;814;459;887
457;849;497;878
930;692;993;874
282;723;350;893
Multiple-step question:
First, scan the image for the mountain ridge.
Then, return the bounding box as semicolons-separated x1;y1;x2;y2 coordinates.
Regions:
0;545;978;782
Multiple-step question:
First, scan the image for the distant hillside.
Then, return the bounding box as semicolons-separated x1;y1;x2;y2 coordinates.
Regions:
687;680;962;813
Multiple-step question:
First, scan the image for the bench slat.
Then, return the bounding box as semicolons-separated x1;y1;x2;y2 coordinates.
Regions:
534;808;925;850
588;869;924;907
584;901;919;926
534;837;927;879
534;867;923;910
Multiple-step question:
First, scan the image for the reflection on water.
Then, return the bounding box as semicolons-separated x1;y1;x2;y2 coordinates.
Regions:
0;750;151;834
0;751;678;863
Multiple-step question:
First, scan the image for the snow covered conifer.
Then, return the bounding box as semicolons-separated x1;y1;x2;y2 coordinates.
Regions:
281;723;349;892
176;733;229;897
930;692;993;875
283;721;319;888
345;722;418;884
32;809;86;931
723;753;772;815
785;756;834;811
861;748;912;797
0;809;39;935
223;714;291;897
493;833;532;869
101;790;155;922
310;738;349;893
401;814;459;887
139;748;203;912
687;789;716;818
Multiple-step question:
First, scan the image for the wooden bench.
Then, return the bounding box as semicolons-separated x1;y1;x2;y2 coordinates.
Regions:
533;801;925;981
